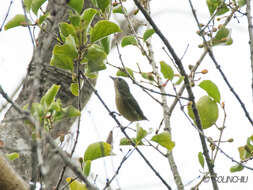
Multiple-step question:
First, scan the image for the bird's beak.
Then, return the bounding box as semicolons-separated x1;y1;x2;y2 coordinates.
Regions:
110;76;116;80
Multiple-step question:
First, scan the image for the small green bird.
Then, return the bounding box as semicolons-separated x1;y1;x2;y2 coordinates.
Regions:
110;76;148;122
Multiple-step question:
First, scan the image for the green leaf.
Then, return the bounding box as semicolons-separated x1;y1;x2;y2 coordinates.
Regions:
4;14;31;30
100;36;111;54
199;80;220;103
90;20;121;42
160;61;174;80
238;146;246;160
83;160;91;177
86;44;107;73
198;152;205;168
50;54;74;72
119;137;143;146
230;164;244;173
112;6;126;14
48;101;61;113
187;96;219;129
66;178;87;190
59;22;77;39
70;83;79;96
81;8;97;29
116;67;134;78
120;137;132;145
69;15;81;26
53;35;78;59
31;102;44;121
97;0;110;12
24;0;32;11
143;29;155;41
151;132;175;151
121;35;137;47
40;85;60;108
211;26;232;46
38;12;50;25
32;0;47;15
174;75;184;85
63;105;81;117
6;152;19;161
136;125;147;142
85;72;98;79
84;141;112;161
67;0;84;13
141;72;154;81
238;0;246;7
206;0;229;16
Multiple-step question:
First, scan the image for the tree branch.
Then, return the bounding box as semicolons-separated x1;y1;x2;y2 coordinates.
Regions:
133;0;219;189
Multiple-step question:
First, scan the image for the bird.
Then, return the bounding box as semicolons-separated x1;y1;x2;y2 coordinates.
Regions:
110;76;148;122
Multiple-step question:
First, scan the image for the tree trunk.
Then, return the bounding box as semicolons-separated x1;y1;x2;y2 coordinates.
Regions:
0;0;96;189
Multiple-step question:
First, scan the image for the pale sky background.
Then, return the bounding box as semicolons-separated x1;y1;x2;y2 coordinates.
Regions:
1;0;253;190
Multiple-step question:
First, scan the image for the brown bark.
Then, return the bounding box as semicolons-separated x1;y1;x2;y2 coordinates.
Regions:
0;0;96;189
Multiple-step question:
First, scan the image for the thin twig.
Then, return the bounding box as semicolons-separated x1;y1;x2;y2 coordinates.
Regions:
46;134;99;190
133;1;219;189
0;0;13;31
188;0;253;126
0;78;24;113
21;0;35;49
80;71;172;190
103;149;134;190
246;0;253;98
115;43;189;100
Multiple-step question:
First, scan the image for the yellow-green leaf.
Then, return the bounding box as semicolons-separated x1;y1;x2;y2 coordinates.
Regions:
143;29;155;41
66;178;87;190
83;160;91;177
238;0;246;7
97;0;110;12
24;0;32;11
70;83;79;96
86;44;107;73
53;35;78;59
160;61;174;80
141;72;154;81
206;0;229;16
199;80;220;103
174;75;184;85
151;132;175;151
4;14;30;30
198;152;205;168
6;152;19;161
100;36;111;54
113;6;126;14
81;8;97;30
211;26;232;46
32;0;47;15
40;85;60;108
230;164;244;173
90;20;121;42
67;0;84;13
38;12;50;25
59;22;77;39
119;137;143;146
84;141;112;161
121;35;137;47
187;96;219;129
63;106;80;117
136;124;147;142
116;67;134;78
50;54;74;72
